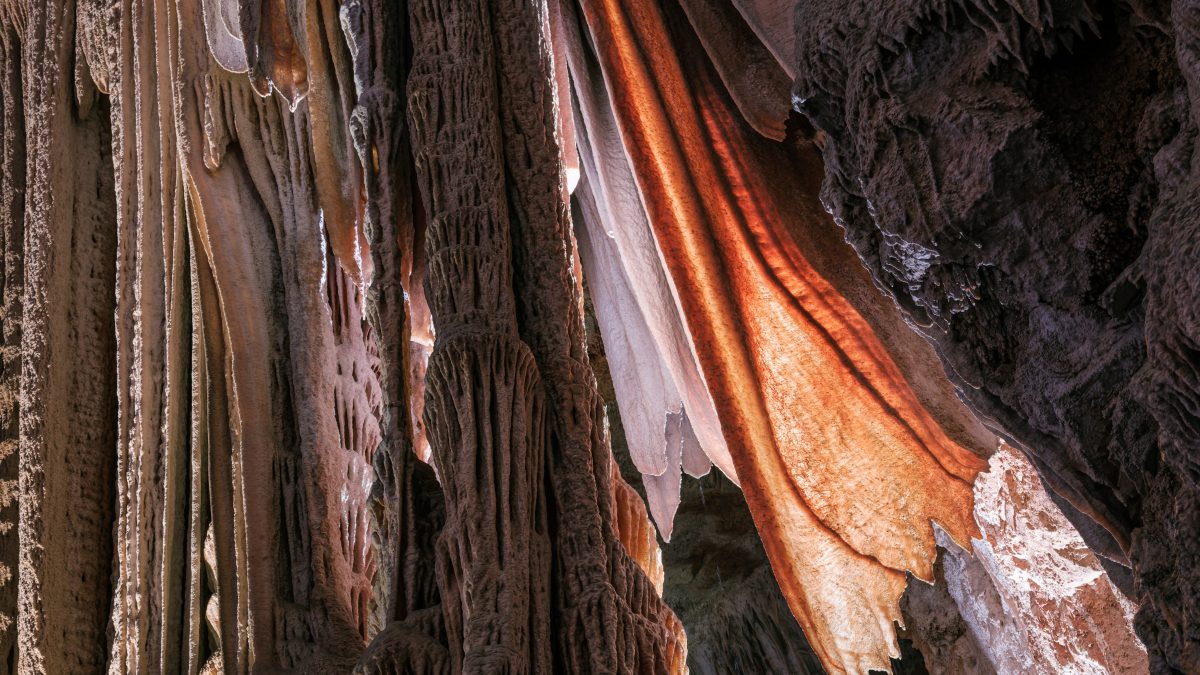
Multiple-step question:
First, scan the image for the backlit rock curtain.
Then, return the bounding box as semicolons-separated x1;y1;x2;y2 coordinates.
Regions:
0;0;1170;673
563;0;1001;670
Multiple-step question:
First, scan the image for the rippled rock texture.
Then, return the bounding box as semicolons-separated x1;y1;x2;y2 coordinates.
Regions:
0;0;1189;672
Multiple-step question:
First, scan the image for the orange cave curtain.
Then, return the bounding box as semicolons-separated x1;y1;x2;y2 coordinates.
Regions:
560;0;995;671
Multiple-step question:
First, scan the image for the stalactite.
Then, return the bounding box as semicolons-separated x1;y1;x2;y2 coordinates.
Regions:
567;0;995;670
340;0;441;642
560;0;737;537
573;179;688;537
403;1;685;671
72;0;406;669
0;0;683;670
490;1;686;667
406;2;552;670
14;2;118;671
0;0;1189;673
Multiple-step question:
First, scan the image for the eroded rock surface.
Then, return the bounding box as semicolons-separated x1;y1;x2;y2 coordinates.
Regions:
2;0;682;672
792;1;1200;669
0;0;1192;673
972;446;1147;674
917;446;1147;674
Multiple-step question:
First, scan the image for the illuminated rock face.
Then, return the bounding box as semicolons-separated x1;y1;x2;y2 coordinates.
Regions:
897;447;1150;675
566;0;1003;670
936;446;1148;674
0;0;1191;674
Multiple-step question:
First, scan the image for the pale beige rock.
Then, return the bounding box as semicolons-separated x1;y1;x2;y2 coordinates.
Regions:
944;445;1149;675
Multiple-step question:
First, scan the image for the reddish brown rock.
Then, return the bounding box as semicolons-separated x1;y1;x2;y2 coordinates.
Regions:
0;1;1186;674
569;0;997;669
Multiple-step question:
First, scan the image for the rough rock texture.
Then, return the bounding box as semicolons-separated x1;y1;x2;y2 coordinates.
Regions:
970;445;1147;673
0;0;1188;673
899;560;996;675
0;8;23;667
360;0;690;670
792;0;1200;669
909;445;1147;674
2;0;682;672
5;3;119;672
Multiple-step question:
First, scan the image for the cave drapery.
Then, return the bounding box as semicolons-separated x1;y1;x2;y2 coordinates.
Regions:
0;0;1190;673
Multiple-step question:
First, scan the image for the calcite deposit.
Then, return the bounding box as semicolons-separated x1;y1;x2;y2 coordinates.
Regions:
0;0;1192;673
957;445;1147;674
569;0;996;669
791;0;1200;670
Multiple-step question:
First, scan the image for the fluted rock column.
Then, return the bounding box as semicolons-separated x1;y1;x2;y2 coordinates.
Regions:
407;1;552;671
403;1;684;672
10;1;119;671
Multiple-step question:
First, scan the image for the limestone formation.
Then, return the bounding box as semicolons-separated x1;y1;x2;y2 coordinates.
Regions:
0;0;1192;673
791;0;1200;669
952;445;1147;674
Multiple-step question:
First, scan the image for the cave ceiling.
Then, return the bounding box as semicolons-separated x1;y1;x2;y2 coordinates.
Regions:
0;0;1194;673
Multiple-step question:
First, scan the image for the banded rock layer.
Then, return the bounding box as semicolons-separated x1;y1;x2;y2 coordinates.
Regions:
0;0;1188;673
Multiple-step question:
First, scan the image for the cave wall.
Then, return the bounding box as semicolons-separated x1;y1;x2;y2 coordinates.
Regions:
0;0;1191;672
1;0;684;672
791;0;1200;670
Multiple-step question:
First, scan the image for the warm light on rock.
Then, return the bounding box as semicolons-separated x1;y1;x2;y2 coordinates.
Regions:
570;0;991;670
0;0;1192;673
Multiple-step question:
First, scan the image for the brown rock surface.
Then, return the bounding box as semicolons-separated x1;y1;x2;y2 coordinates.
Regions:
0;0;1189;673
793;0;1200;668
4;0;682;672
